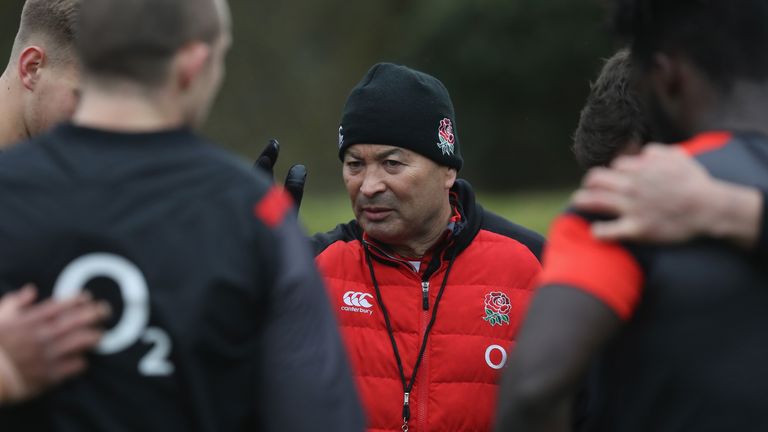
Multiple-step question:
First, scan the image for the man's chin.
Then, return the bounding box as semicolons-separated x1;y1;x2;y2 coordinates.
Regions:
358;221;401;244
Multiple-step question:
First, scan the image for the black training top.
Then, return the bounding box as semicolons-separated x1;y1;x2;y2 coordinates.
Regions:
541;131;768;431
0;123;364;432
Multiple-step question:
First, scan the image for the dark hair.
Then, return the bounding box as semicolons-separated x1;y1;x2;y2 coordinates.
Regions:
76;0;223;86
613;0;768;90
573;49;649;169
16;0;80;64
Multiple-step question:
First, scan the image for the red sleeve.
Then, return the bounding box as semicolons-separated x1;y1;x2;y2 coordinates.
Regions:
538;213;644;320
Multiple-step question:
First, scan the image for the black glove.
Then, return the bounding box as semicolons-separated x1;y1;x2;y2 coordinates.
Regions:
254;139;307;211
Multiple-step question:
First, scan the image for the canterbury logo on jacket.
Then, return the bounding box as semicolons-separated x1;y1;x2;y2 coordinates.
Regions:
312;179;544;432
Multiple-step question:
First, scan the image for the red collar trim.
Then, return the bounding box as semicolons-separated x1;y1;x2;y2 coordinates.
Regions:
448;192;462;225
679;131;732;156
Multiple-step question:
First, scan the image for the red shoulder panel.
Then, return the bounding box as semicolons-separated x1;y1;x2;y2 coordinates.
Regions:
538;214;644;320
253;186;293;228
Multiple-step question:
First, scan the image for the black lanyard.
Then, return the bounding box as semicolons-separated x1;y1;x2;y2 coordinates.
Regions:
363;246;457;432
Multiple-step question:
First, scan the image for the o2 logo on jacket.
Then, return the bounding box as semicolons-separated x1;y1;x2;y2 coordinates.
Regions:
52;253;174;377
485;345;508;370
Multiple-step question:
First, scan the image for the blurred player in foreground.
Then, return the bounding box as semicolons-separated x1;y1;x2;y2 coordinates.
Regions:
0;0;363;430
496;1;768;430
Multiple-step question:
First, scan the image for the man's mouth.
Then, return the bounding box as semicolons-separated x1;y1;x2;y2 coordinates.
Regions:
361;207;393;222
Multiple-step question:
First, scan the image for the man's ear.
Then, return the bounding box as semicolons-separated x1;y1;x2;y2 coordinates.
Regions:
445;167;457;189
648;52;686;120
648;52;711;136
175;42;211;90
18;46;45;91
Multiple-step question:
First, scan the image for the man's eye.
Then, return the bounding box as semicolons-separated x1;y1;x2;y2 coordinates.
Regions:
383;160;402;168
346;161;362;169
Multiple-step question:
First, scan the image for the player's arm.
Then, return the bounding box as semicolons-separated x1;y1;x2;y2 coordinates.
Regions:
494;285;621;432
494;212;643;432
252;187;364;431
572;145;765;251
700;182;764;251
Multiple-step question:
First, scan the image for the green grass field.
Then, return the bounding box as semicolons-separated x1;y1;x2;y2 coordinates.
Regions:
299;188;572;236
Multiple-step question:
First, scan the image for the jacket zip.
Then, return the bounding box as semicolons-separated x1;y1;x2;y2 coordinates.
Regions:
363;241;457;432
418;286;431;432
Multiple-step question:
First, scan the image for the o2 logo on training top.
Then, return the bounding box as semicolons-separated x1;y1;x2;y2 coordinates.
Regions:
341;291;374;315
52;253;174;377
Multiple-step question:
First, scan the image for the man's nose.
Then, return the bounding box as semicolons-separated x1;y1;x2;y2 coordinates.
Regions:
359;168;386;197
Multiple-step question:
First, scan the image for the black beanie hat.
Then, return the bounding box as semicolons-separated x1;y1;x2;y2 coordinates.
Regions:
338;63;463;171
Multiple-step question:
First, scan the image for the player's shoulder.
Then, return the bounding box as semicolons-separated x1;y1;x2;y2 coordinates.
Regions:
199;141;273;193
546;208;615;248
548;207;625;241
0;132;56;185
679;130;768;163
548;207;651;262
679;131;768;188
0;131;50;163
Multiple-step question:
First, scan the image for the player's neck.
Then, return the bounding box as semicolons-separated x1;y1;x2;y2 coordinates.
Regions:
697;81;768;137
73;85;186;133
0;72;29;149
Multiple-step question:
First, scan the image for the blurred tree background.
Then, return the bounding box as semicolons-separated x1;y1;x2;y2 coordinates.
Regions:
0;0;617;230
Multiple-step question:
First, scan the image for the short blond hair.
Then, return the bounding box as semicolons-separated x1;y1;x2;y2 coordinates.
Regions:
12;0;80;64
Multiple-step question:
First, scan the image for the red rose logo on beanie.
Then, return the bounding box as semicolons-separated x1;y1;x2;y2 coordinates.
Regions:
437;118;455;156
483;292;511;327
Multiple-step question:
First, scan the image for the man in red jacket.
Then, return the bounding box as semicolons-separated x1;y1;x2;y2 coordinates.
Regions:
312;63;544;432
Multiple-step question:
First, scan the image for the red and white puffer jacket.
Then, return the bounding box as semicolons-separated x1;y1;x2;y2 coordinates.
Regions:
312;180;543;432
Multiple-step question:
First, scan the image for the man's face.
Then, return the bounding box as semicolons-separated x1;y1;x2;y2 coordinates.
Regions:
343;144;457;250
25;61;80;136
